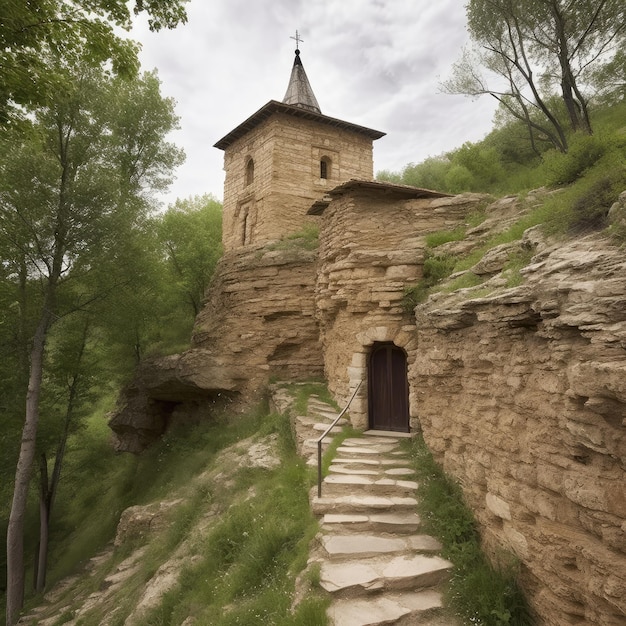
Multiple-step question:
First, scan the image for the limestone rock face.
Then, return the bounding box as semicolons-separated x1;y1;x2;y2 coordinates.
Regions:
413;233;626;626
109;243;323;452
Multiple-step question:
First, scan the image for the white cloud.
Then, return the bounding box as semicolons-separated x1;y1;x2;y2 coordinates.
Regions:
130;0;498;206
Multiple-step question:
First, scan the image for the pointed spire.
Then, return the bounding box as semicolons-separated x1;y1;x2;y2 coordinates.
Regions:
282;47;321;114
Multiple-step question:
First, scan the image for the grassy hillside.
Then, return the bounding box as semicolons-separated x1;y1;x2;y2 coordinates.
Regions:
378;100;626;199
3;388;332;625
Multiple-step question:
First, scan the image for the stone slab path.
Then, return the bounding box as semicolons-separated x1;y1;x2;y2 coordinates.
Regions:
285;390;458;626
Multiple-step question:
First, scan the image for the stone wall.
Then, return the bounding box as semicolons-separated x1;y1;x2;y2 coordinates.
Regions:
412;234;626;625
315;187;485;427
221;113;375;251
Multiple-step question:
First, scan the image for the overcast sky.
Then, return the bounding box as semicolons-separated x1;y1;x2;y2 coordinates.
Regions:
130;0;499;206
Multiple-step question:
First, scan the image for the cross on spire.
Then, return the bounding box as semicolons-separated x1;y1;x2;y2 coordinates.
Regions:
290;30;304;50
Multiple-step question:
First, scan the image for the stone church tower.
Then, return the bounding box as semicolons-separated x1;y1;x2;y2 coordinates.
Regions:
214;48;385;250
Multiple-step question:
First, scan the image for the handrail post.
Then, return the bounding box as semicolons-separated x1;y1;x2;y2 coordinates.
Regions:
317;440;323;498
316;380;362;499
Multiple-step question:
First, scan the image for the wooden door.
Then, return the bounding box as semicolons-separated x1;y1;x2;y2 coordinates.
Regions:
368;343;409;432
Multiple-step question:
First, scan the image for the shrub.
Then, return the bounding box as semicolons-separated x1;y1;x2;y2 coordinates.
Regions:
402;253;458;310
444;164;475;193
426;226;466;248
543;133;608;187
569;170;626;233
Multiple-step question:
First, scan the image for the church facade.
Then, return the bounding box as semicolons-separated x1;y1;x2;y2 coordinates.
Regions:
204;48;480;431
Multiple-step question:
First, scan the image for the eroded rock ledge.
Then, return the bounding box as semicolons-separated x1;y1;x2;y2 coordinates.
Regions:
413;233;626;626
109;243;323;452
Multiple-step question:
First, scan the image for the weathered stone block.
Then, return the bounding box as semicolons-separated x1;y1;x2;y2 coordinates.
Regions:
486;492;512;520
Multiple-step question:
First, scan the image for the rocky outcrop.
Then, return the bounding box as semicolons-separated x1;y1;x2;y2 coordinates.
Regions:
109;241;323;452
192;242;323;387
413;232;626;625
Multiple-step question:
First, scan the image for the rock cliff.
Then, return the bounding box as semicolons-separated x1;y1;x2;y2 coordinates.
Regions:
413;228;626;625
109;241;323;452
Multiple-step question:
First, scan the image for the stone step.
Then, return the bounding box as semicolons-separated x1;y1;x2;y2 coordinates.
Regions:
319;553;453;597
320;533;442;560
332;457;413;468
302;438;333;451
321;512;423;535
308;407;340;420
312;422;346;433
327;589;444;626
312;494;419;516
322;474;418;498
363;429;414;440
335;444;398;456
342;436;402;446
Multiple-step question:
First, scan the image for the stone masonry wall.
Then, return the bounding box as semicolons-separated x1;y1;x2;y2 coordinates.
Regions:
412;234;626;625
221;113;375;251
316;190;485;427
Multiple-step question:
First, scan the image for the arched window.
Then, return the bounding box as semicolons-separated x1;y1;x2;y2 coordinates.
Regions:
246;158;254;186
320;156;331;180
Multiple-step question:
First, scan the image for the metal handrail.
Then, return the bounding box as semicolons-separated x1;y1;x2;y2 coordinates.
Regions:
316;380;363;498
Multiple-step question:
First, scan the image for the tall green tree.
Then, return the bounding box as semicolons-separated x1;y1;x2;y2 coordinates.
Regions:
1;62;183;625
0;0;188;125
443;0;626;152
159;195;223;319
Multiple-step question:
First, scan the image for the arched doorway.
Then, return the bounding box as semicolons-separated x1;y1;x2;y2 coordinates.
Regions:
368;343;409;432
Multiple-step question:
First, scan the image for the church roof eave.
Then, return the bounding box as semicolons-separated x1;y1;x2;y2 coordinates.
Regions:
214;100;385;151
307;180;452;215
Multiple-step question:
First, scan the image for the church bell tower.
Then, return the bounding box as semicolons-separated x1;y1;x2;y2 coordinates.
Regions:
214;40;385;252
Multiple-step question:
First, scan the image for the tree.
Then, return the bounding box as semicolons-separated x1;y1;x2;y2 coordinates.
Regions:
443;0;626;152
159;195;223;318
1;62;183;625
0;0;187;125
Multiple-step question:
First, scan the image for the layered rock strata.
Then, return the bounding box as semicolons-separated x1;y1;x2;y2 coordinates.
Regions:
110;243;322;452
413;233;626;625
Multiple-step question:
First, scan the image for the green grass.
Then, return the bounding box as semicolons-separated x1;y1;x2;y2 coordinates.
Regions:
425;226;466;248
267;223;320;251
14;392;330;626
403;436;532;626
129;409;327;626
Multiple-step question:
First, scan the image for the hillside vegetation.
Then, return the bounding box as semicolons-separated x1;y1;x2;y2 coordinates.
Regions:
3;91;625;626
5;387;331;625
378;101;626;199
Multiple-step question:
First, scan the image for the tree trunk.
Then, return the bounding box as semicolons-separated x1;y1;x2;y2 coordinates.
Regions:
36;454;50;593
6;309;52;626
34;331;86;593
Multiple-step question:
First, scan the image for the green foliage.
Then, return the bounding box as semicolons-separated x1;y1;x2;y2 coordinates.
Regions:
444;271;485;293
377;99;626;200
158;194;223;335
425;227;466;248
543;133;608;187
404;436;532;625
128;411;324;626
403;252;458;310
0;0;188;125
449;142;506;191
283;382;337;416
444;164;475;193
401;156;451;191
540;162;626;236
8;395;329;625
268;223;319;251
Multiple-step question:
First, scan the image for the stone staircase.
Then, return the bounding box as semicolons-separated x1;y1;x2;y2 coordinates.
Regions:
290;392;458;626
